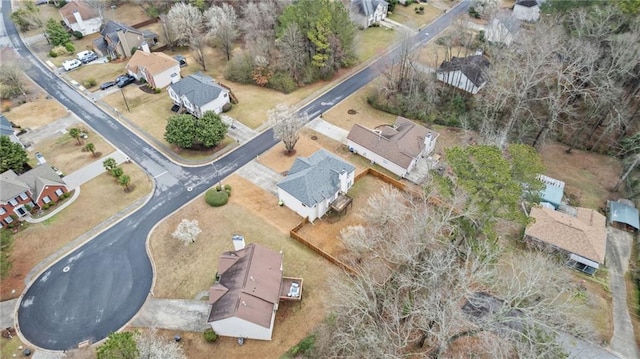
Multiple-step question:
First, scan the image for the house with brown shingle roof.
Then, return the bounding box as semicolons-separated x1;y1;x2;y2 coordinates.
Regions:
346;116;438;178
524;206;607;274
208;242;302;340
58;0;102;36
125;48;181;89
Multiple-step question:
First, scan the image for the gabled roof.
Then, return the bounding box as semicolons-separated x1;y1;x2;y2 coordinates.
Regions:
608;200;639;230
126;51;179;76
525;206;607;264
0;170;30;202
59;0;98;24
208;244;283;328
277;149;356;208
437;55;490;87
347;116;437;169
168;72;228;107
515;0;539;8
490;13;521;34
0;114;14;137
352;0;389;16
99;20;157;51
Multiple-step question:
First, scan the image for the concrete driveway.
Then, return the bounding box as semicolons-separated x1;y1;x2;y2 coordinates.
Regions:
606;227;640;359
236;161;284;196
130;299;210;332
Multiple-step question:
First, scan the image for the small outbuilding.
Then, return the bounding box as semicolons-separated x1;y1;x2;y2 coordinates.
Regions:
537;174;564;209
608;200;639;232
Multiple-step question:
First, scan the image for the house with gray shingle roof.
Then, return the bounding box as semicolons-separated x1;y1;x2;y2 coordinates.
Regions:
346;116;438;178
93;20;158;58
168;72;230;117
0;166;68;228
277;149;355;222
350;0;389;28
0;114;22;148
436;55;490;94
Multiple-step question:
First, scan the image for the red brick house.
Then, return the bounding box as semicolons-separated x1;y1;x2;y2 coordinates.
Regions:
0;166;68;228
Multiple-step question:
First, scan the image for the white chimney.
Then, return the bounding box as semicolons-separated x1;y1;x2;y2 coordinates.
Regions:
72;9;85;31
232;234;245;251
424;132;434;154
140;41;150;53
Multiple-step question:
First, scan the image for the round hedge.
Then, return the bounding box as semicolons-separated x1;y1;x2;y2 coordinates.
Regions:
205;189;229;207
203;328;218;343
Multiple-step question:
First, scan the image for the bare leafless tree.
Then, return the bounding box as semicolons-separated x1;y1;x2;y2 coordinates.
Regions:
0;62;28;100
269;103;307;154
166;3;203;47
171;219;202;246
204;3;238;61
277;23;306;83
190;32;208;71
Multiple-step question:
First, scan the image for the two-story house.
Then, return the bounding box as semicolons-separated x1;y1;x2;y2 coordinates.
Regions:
167;73;230;117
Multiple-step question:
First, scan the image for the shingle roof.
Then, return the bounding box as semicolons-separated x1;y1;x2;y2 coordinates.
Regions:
100;20;156;51
516;0;539;8
609;200;639;230
126;51;178;76
0;114;14;137
277;149;356;208
437;55;490;87
347;116;437;170
352;0;389;16
208;244;283;329
525;206;607;264
59;0;98;24
18;165;66;201
168;72;227;107
0;170;29;202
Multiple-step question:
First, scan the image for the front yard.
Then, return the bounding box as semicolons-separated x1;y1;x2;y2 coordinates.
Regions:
388;2;443;29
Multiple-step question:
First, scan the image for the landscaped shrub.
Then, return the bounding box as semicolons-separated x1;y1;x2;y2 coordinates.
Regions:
72;31;83;39
64;42;76;53
49;201;56;206
205;189;229;207
222;102;232;113
42;203;50;210
289;334;315;357
63;192;71;198
203;328;218;343
154;88;161;94
83;78;97;88
51;45;67;56
48;50;58;58
267;72;297;94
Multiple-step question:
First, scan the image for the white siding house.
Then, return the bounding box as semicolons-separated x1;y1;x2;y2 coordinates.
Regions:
436;55;490;94
346;117;438;178
126;48;181;89
277;149;356;222
168;73;230;117
59;1;102;36
485;15;520;46
350;0;389;28
210;315;277;341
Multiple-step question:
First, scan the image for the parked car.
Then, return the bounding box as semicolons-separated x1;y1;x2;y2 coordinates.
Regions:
62;59;82;71
51;166;64;177
80;53;98;64
116;74;135;88
100;81;116;90
76;50;94;61
173;55;187;68
35;152;47;165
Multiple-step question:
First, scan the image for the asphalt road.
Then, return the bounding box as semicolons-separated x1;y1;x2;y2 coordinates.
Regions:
2;0;470;350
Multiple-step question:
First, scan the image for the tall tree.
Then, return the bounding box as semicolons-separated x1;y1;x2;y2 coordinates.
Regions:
269;103;307;153
0;136;28;174
166;3;203;47
85;142;96;157
189;32;208;71
205;3;238;61
277;23;306;83
96;332;138;359
69;128;83;145
10;0;42;32
0;62;28;100
45;18;71;46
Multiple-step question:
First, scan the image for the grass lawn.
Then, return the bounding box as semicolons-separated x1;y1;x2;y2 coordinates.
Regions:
355;26;398;62
388;3;442;30
1;163;152;300
2;92;67;130
28;128;116;174
69;62;127;90
0;336;25;359
148;174;337;359
324;81;397;131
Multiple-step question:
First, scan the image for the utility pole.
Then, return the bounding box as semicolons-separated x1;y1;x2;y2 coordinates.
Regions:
120;88;130;112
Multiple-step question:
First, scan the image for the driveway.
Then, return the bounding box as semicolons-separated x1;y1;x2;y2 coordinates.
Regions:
62;150;129;189
307;117;349;144
130;299;210;332
18;113;82;148
606;227;640;359
236;161;284;196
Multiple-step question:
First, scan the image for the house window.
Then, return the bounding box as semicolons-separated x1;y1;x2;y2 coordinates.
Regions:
223;93;228;98
55;189;64;196
20;192;29;200
43;196;52;204
170;73;178;77
0;207;5;215
4;216;13;224
8;198;18;207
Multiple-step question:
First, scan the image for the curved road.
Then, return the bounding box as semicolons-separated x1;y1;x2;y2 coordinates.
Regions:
2;0;469;350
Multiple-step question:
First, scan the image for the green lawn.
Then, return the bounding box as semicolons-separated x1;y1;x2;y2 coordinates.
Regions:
355;26;398;62
388;3;442;29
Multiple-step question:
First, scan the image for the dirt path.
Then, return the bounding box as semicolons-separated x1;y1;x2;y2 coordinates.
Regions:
606;227;640;359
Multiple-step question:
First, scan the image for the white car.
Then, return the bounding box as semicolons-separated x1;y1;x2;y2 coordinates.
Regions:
62;59;82;71
76;50;94;61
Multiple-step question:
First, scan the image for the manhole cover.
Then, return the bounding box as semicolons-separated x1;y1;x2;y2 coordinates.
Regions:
347;109;357;115
310;135;318;140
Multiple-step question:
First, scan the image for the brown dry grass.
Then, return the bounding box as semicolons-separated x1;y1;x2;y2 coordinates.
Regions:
323;82;397;131
1;164;153;300
570;271;614;343
540;143;622;210
28;128;115;174
388;3;443;30
355;26;398;62
68;62;127;90
2;93;67;130
148;175;337;359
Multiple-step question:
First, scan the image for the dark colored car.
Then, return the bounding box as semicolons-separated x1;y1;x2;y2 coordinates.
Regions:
100;81;116;90
116;74;135;88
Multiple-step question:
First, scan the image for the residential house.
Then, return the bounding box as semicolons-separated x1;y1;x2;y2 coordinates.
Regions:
524;206;607;274
58;0;102;36
277;149;356;222
207;242;284;340
0;114;23;148
168;73;230;117
512;0;540;22
608;199;639;232
436;55;490;94
93;20;158;59
0;166;68;228
485;14;520;46
346;116;438;178
350;0;389;28
125;46;181;89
